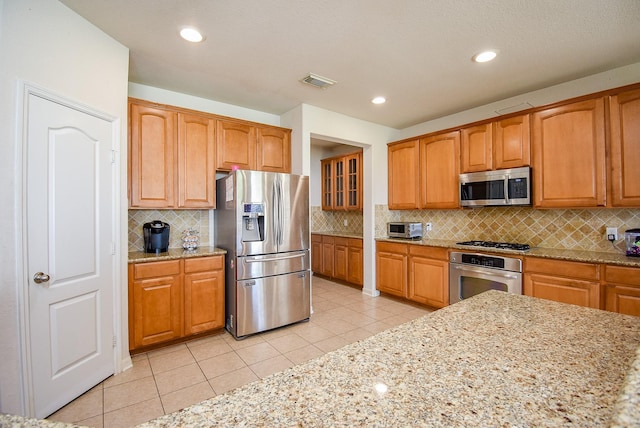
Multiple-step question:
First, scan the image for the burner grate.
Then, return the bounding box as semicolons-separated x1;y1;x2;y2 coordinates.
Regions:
456;240;530;251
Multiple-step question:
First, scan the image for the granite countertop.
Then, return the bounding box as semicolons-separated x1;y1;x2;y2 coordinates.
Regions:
3;291;639;426
128;246;227;263
376;237;640;268
312;230;363;239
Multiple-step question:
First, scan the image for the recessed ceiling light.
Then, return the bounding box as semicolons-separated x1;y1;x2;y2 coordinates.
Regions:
180;27;204;43
371;96;386;104
473;50;497;63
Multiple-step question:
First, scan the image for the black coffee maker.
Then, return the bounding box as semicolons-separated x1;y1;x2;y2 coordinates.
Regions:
143;221;170;253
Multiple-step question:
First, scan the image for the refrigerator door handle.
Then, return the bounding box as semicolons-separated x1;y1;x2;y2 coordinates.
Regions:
244;252;306;263
277;179;284;245
271;180;278;244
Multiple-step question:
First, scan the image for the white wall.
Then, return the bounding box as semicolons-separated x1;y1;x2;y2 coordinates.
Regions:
0;0;129;416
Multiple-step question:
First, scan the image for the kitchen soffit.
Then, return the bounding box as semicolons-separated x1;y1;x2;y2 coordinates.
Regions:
60;0;640;129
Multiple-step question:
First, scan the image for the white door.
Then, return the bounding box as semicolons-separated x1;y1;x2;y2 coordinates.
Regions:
26;93;115;418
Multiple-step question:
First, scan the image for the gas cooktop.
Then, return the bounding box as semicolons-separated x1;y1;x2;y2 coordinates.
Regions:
456;240;531;251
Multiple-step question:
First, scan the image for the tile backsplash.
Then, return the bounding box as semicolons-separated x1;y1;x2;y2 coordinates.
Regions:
311;206;363;235
128;210;211;252
375;205;640;254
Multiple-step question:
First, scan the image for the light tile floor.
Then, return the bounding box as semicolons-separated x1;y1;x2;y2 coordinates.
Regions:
47;277;433;427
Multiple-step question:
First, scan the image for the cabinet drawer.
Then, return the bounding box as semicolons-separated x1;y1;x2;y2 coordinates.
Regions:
605;265;640;286
133;260;181;279
376;241;408;254
524;257;599;281
348;238;363;248
334;237;349;247
409;245;448;260
184;256;224;273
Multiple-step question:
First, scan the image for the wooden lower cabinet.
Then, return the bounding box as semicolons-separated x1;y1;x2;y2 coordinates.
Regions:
376;241;408;298
604;265;640;317
129;255;225;351
312;233;363;287
523;257;600;309
408;246;449;308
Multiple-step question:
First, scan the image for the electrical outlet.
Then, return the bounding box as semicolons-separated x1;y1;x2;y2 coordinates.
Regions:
606;227;618;241
425;222;432;231
343;219;348;226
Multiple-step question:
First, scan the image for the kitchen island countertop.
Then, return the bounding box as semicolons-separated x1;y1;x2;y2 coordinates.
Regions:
3;291;640;426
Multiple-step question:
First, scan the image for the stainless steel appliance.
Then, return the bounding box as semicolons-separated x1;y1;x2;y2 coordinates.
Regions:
216;170;310;339
456;240;530;251
387;222;423;239
449;251;522;304
460;166;531;207
143;220;170;253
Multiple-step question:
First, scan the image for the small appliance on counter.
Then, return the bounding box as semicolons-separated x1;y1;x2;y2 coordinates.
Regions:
625;228;640;257
387;222;423;239
143;220;170;253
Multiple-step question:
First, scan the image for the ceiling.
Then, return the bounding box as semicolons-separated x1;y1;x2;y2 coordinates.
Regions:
60;0;640;129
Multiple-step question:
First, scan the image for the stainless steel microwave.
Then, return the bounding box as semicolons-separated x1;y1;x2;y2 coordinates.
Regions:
459;167;531;207
387;222;423;239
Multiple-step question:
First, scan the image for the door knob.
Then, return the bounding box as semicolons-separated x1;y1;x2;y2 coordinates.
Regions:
33;272;50;284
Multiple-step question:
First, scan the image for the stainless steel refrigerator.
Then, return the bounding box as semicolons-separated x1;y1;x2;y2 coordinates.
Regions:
215;170;310;339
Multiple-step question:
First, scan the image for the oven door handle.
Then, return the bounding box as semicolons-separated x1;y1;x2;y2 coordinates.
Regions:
451;265;520;279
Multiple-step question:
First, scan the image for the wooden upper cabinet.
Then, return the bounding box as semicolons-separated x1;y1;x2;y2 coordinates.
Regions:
610;88;640;207
177;113;216;208
129;103;177;208
216;120;256;171
256;127;291;173
388;140;420;209
321;158;333;210
531;98;606;208
493;114;530;169
321;151;362;211
461;123;492;172
419;131;460;209
334;157;346;209
345;152;362;210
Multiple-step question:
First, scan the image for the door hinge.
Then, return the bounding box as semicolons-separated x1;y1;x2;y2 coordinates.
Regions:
111;150;117;164
112;336;117;348
111;242;116;255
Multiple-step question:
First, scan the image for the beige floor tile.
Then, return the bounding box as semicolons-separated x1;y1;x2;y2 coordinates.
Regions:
77;414;103;428
235;341;280;365
249;355;293;379
311;299;341;312
284;344;325;365
47;384;103;423
103;397;164;428
343;311;377;327
361;320;395;335
209;367;259;395
198;351;247;379
339;327;374;343
188;338;234;362
265;333;310;354
154;362;206;396
146;342;188;358
314;336;351;353
222;332;266;350
103;376;158;413
103;356;152;387
319;318;358;335
290;323;335;343
160;381;215;414
149;347;196;374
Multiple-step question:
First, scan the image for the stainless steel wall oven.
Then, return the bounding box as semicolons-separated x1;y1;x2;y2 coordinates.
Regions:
449;251;522;304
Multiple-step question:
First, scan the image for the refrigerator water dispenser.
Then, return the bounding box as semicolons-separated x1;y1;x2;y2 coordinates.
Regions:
242;203;265;242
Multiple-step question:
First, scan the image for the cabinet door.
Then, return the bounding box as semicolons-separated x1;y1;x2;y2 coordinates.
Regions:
321;236;335;277
523;273;600;309
604;265;640;316
347;239;363;286
184;269;224;335
388;140;420;209
494;114;530;169
610;88;640;207
132;274;183;349
129;103;176;208
334;238;348;281
177;113;216;208
321;159;333;211
408;246;449;308
311;234;323;273
531;98;606;207
461;123;492;172
419;131;460;209
345;153;362;211
333;158;346;209
216;120;256;171
376;242;408;297
256;127;291;173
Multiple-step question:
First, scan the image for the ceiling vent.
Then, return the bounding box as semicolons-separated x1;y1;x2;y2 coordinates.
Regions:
300;73;336;89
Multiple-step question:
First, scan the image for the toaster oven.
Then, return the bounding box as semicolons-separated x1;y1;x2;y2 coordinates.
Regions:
387;222;423;239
